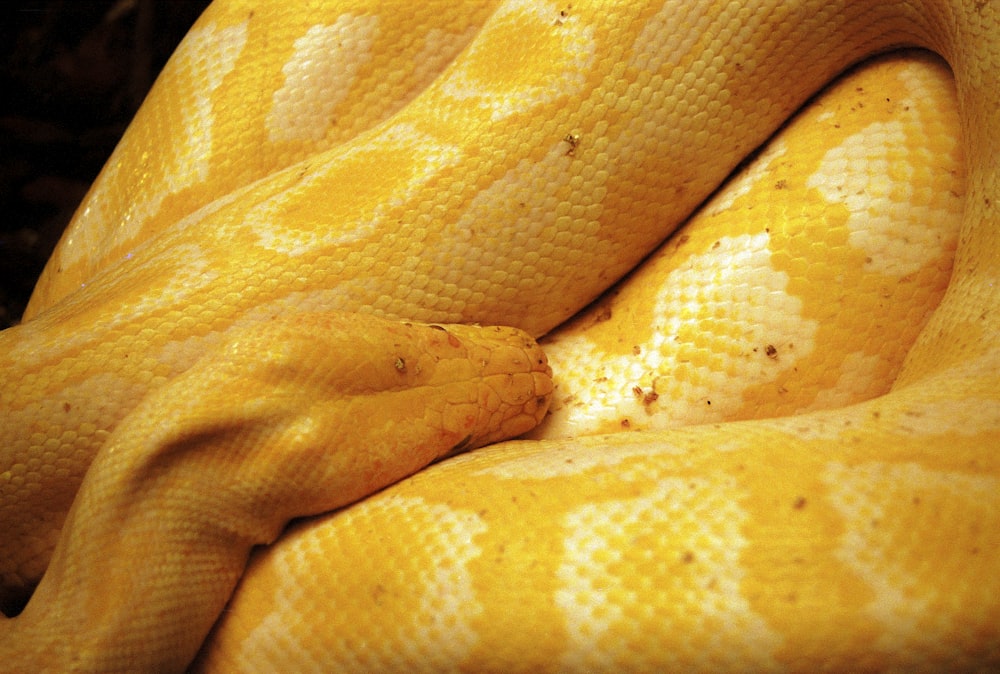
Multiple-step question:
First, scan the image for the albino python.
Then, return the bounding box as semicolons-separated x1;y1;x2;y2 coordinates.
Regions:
1;0;998;670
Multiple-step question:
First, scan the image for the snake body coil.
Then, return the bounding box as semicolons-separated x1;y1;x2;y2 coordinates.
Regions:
1;1;998;671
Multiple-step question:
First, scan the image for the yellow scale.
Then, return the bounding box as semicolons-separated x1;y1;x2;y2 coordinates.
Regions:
1;1;997;671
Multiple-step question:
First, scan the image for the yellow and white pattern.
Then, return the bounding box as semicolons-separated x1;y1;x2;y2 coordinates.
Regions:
536;51;964;438
1;0;998;671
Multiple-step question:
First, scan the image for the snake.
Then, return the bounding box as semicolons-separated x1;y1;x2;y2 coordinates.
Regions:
1;0;998;671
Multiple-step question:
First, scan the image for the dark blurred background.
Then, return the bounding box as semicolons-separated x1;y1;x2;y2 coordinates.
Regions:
0;0;211;328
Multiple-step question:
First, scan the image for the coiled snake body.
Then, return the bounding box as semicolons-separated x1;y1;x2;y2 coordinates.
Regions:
1;0;998;671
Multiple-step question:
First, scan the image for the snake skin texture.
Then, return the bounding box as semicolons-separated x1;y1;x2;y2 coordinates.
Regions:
1;0;998;671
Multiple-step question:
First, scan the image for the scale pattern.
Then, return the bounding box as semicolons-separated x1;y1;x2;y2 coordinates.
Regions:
1;0;998;671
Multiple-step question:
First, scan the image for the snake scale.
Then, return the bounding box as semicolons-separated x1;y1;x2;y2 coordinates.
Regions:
1;0;998;671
